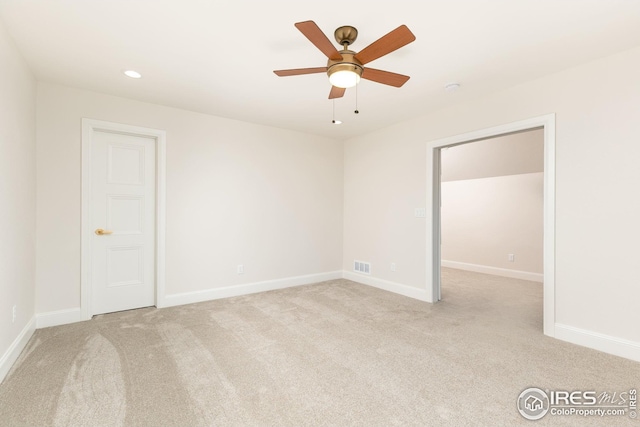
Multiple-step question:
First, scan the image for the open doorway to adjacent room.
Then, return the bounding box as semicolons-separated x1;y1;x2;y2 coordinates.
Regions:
426;115;556;337
439;128;544;329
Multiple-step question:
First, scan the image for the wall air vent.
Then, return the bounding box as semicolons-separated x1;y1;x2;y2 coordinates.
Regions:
354;260;371;275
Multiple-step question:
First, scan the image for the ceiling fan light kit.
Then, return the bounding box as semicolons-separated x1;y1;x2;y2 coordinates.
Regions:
274;20;415;99
328;62;362;88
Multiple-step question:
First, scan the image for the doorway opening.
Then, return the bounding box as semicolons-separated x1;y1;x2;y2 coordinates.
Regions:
426;114;555;337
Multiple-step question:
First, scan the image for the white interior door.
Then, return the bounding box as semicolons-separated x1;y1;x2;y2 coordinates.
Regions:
91;130;156;315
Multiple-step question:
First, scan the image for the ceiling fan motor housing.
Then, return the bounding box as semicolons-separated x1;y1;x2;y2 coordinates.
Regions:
327;50;364;80
329;26;363;82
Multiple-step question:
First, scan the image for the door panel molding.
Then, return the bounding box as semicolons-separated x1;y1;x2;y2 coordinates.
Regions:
81;119;166;320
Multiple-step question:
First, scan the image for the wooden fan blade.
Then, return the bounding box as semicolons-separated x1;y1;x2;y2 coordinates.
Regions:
361;68;410;87
354;25;416;65
329;86;346;99
274;67;327;77
295;21;343;61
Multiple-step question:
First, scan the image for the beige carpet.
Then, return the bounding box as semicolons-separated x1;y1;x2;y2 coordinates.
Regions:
0;268;638;426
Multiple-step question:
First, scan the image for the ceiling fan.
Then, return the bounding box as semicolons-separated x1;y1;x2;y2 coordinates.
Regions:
274;21;416;99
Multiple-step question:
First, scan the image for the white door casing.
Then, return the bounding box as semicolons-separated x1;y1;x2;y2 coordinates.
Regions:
82;119;166;319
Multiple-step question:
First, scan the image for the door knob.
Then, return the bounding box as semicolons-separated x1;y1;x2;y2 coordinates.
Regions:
95;228;113;235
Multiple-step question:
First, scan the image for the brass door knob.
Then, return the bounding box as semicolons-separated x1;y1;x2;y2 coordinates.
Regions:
95;228;113;235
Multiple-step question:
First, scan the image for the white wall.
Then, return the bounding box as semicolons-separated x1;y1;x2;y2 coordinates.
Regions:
344;46;640;348
441;173;543;277
36;83;343;315
440;130;544;279
0;18;36;379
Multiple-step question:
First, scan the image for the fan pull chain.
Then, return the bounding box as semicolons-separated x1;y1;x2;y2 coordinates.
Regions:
354;84;359;114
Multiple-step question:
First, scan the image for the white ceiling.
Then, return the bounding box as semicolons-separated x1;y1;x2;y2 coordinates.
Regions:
1;0;639;140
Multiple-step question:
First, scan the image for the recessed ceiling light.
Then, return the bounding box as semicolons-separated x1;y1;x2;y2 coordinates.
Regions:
123;70;142;79
445;82;460;92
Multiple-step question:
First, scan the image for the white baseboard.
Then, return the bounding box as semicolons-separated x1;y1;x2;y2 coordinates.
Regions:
342;271;429;302
0;316;36;384
161;271;343;308
441;260;543;282
555;323;640;363
36;308;83;329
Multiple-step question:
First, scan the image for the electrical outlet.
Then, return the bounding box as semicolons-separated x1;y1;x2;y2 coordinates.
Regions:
12;305;16;323
237;264;244;274
391;263;396;272
508;254;515;262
